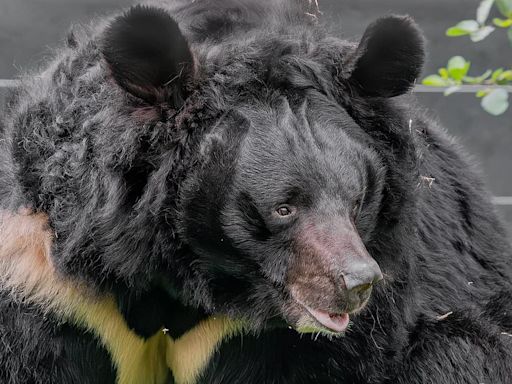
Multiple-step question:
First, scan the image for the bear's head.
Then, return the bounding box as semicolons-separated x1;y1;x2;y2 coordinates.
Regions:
98;3;425;334
177;97;388;333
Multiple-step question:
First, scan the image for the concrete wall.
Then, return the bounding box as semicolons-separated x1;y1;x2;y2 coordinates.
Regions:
1;0;511;234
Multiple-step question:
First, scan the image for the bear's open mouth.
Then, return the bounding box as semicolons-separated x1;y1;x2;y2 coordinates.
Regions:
302;305;350;333
289;292;355;334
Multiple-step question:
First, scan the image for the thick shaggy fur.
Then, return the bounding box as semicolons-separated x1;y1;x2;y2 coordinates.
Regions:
1;0;511;383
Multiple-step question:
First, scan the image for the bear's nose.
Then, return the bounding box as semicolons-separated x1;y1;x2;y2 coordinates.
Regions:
342;258;383;308
343;258;383;292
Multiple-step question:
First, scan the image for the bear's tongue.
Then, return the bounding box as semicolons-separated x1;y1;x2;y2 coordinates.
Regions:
305;307;350;333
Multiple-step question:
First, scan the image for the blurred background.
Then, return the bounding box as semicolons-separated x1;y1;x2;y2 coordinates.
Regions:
0;0;511;235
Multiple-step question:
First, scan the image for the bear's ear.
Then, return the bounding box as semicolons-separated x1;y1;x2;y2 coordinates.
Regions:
101;5;194;105
347;15;425;98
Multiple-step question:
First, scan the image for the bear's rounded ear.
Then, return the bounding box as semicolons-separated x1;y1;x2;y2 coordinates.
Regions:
347;15;425;98
101;5;195;106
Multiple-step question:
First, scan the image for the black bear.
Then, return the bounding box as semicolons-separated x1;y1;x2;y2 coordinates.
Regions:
1;0;511;383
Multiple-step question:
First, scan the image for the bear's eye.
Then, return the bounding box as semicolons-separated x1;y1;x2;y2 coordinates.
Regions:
276;206;294;217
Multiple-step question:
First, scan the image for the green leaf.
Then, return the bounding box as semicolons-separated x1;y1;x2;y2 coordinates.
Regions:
422;75;450;86
438;68;450;79
498;70;512;82
477;0;495;24
447;56;471;81
481;88;509;115
477;69;494;82
496;0;512;18
493;69;512;84
446;27;471;36
476;89;490;98
493;17;512;27
471;25;496;41
464;69;493;84
492;68;505;82
446;20;480;36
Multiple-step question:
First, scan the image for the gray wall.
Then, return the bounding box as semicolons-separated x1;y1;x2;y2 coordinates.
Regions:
1;0;511;234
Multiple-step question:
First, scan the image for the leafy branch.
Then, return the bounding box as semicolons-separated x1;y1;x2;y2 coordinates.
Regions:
422;0;512;116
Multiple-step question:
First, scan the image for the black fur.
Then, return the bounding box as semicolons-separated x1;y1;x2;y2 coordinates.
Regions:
0;292;116;384
1;0;511;383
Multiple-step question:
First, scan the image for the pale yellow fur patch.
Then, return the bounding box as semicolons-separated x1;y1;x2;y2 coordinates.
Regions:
0;209;243;384
168;316;244;384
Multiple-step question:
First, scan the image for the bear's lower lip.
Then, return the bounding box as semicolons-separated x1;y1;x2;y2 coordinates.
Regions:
303;306;350;333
